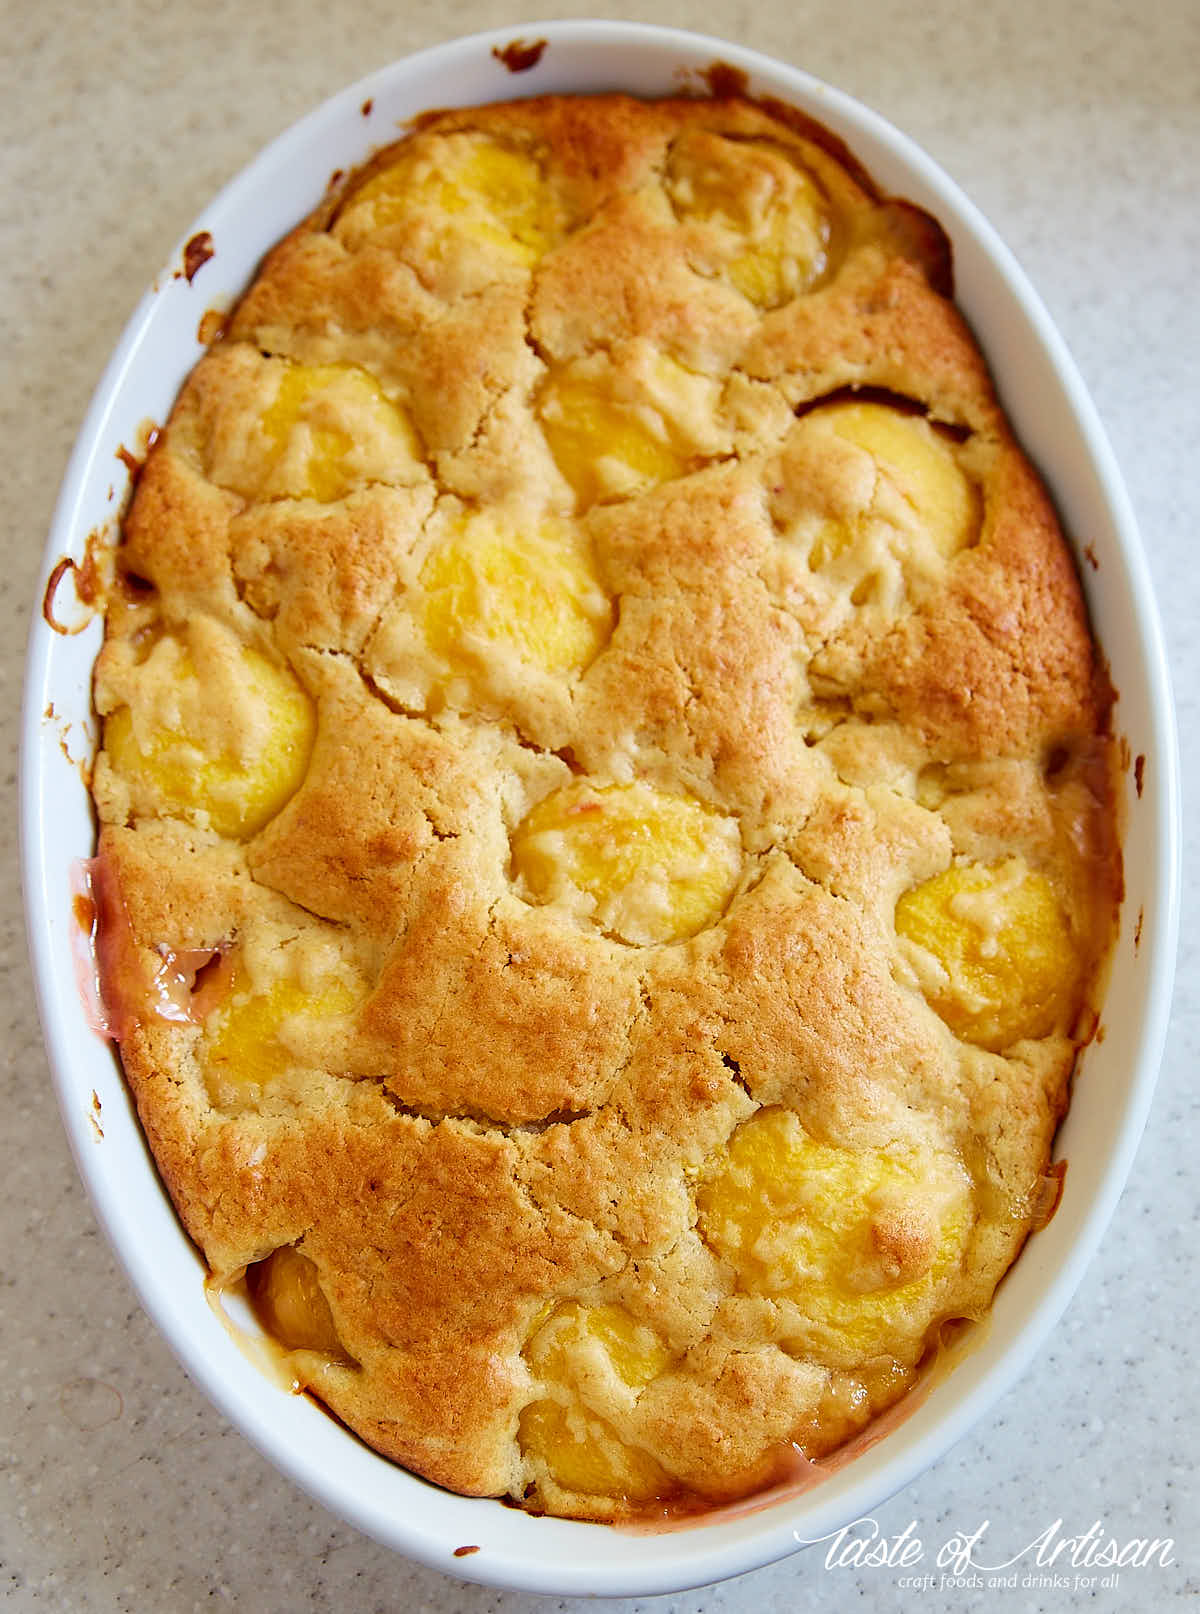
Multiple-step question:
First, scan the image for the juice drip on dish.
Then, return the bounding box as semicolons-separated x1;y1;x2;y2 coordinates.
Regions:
204;1271;305;1395
70;863;110;1038
72;856;231;1042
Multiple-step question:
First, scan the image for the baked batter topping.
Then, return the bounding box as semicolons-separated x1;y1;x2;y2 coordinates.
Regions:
89;93;1120;1521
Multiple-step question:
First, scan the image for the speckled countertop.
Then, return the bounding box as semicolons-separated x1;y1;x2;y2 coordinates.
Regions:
3;3;1197;1610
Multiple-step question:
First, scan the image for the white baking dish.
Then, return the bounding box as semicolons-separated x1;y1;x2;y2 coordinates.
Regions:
21;19;1179;1597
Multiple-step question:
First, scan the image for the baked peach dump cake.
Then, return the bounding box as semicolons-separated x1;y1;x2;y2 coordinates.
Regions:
88;94;1120;1520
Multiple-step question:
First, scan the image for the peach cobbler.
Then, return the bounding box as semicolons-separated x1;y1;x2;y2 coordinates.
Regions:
88;93;1120;1520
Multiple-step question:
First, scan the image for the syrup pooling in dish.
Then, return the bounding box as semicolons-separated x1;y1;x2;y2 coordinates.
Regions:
246;1245;354;1362
89;93;1120;1523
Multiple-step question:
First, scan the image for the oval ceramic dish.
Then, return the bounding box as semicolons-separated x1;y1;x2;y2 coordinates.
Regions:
22;19;1179;1597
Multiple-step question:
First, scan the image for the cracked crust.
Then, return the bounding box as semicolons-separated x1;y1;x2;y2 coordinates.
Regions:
89;93;1120;1521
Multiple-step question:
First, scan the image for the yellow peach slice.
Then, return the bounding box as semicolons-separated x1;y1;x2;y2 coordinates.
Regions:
726;206;828;310
442;141;566;261
697;1106;970;1357
103;633;315;838
830;403;977;552
521;1302;673;1502
666;132;831;309
346;137;566;265
511;780;742;945
518;1400;671;1503
223;361;419;503
247;1245;348;1358
800;402;979;570
202;967;361;1106
895;858;1079;1050
528;1301;673;1389
420;515;610;677
537;368;688;509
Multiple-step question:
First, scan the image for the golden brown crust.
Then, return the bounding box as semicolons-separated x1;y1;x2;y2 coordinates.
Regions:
90;91;1120;1522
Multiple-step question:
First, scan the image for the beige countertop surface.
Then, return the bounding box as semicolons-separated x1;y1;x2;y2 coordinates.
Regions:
3;2;1198;1609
